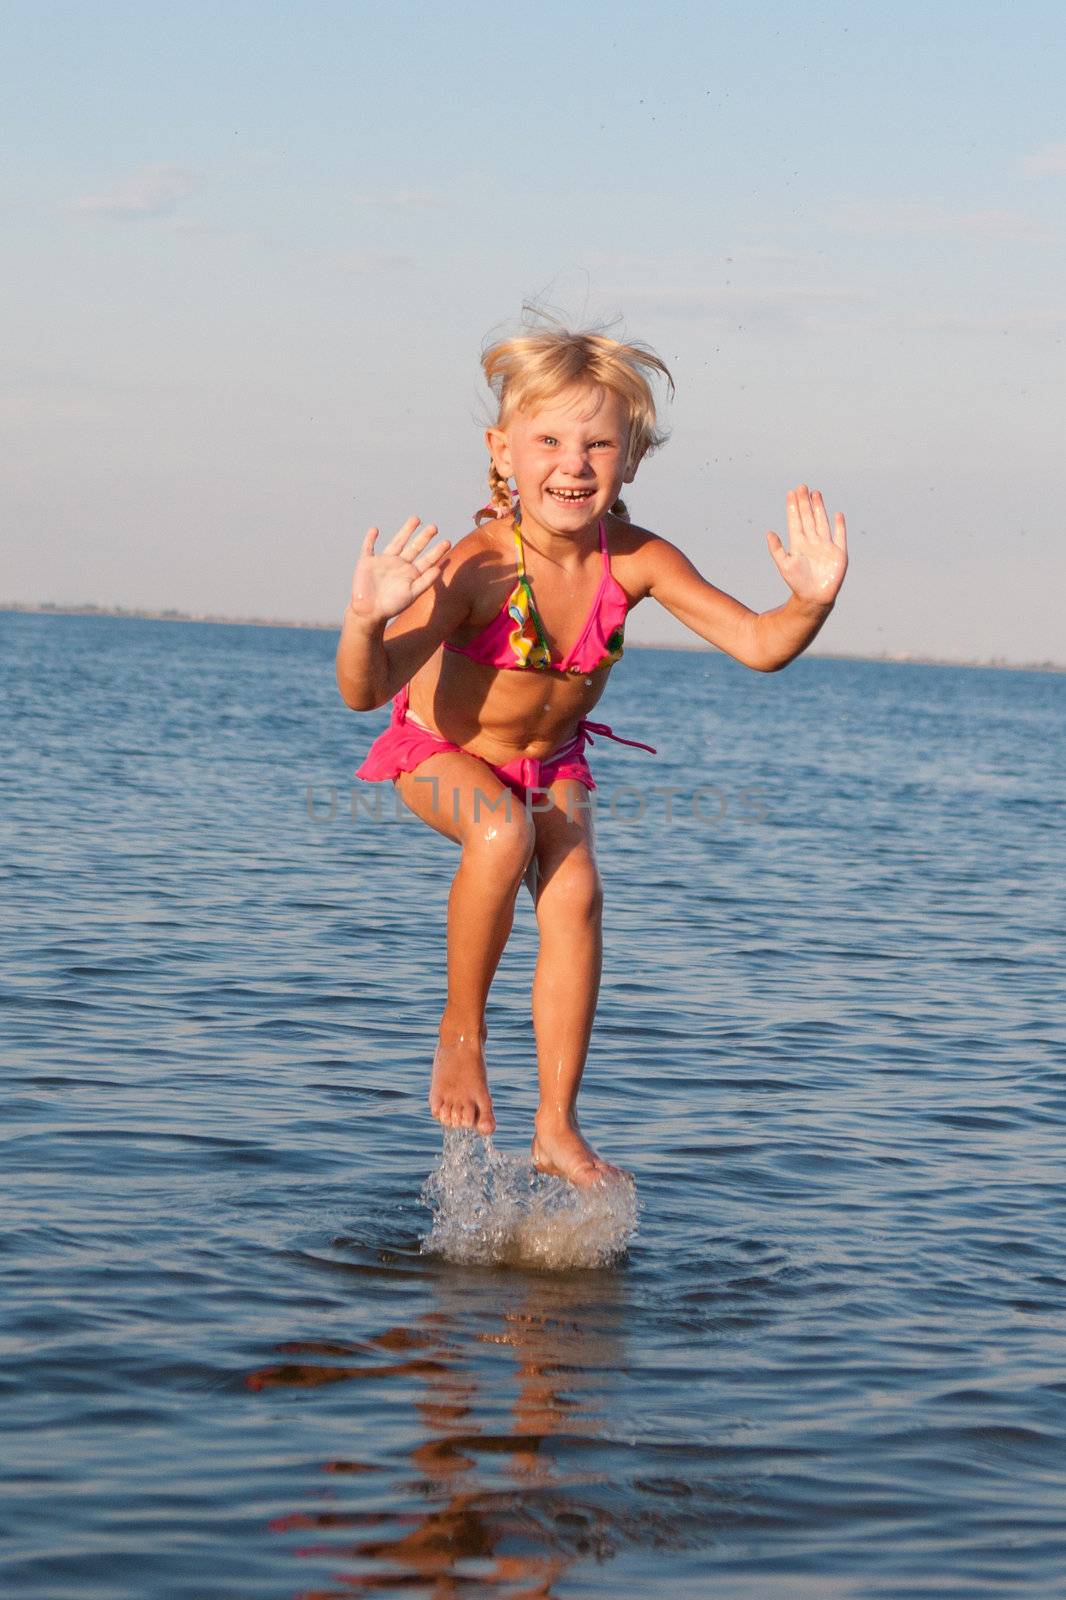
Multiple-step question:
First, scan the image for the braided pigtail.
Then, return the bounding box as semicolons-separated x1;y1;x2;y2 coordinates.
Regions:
474;460;515;524
490;461;513;515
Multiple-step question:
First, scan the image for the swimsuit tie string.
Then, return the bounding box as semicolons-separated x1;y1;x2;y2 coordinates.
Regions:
579;719;657;755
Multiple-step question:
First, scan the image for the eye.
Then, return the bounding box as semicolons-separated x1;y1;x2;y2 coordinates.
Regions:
590;439;614;450
540;435;559;446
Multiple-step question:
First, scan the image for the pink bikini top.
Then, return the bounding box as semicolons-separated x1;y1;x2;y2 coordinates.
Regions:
444;516;628;675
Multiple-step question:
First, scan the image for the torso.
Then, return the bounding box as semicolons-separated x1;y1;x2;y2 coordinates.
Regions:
408;514;645;763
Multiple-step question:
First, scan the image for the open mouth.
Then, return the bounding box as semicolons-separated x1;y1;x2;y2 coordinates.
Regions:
546;488;595;504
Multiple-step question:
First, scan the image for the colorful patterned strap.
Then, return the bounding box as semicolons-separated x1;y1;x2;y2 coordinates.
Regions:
506;518;554;669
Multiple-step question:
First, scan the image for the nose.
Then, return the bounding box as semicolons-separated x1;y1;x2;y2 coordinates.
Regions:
558;443;592;477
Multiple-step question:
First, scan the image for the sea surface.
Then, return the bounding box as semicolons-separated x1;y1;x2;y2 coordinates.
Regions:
1;611;1065;1600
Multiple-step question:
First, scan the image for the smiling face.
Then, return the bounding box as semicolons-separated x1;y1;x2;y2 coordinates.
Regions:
486;384;637;539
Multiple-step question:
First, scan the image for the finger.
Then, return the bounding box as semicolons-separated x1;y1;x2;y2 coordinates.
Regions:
795;484;817;541
412;538;451;573
811;490;833;540
408;566;443;600
833;511;848;553
405;522;443;559
786;492;802;547
766;531;789;576
382;515;422;556
360;525;380;557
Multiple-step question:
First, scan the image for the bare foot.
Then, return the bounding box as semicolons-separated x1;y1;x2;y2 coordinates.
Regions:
531;1116;631;1188
430;1029;495;1134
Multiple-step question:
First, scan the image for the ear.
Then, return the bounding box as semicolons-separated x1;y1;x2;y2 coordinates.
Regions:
485;426;513;479
622;448;645;486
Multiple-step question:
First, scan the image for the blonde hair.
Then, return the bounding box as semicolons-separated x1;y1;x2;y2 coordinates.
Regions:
479;321;674;521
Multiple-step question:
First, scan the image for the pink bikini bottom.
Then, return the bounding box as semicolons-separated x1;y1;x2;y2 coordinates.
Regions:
356;684;655;802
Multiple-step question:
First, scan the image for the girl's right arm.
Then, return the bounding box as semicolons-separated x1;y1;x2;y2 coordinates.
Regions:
336;517;470;710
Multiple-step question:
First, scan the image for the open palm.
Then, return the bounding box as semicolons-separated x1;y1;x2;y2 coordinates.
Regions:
350;516;451;622
766;486;848;606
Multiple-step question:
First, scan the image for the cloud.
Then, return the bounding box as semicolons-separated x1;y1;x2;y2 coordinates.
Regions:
73;164;203;221
1022;142;1066;178
832;200;1052;242
350;189;442;209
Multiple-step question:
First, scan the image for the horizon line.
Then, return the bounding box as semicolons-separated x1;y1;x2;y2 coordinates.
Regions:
2;602;1062;674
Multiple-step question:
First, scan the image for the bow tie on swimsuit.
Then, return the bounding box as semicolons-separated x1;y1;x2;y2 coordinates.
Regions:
444;513;628;675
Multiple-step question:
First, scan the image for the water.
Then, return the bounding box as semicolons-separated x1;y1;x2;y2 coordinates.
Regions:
1;611;1065;1599
421;1132;638;1269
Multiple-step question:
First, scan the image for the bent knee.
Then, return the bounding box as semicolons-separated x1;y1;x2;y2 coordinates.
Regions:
460;804;535;877
537;855;603;922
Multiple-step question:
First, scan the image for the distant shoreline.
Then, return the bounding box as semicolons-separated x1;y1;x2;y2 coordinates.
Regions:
2;602;1063;674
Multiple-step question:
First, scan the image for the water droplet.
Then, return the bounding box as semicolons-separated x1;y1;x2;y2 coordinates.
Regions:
420;1129;638;1270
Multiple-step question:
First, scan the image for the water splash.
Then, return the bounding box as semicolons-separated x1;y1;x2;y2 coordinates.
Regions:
420;1130;638;1270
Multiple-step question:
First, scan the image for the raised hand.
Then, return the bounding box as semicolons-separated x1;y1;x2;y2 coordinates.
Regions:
766;486;848;607
349;516;452;623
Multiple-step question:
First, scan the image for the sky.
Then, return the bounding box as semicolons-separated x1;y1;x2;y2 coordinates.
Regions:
3;0;1064;663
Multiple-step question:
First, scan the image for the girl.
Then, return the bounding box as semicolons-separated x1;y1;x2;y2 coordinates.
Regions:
337;324;847;1187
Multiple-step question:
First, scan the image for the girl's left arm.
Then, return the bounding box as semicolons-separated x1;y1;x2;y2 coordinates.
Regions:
641;485;848;671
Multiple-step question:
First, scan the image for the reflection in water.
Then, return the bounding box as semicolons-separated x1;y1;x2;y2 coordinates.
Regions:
249;1267;633;1597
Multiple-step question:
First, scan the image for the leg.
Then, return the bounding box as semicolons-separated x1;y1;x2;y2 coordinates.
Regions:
527;783;630;1186
396;753;535;1135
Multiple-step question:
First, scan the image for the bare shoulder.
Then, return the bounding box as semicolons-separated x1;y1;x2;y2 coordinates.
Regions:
446;520;511;570
428;521;503;593
438;519;517;629
605;515;690;603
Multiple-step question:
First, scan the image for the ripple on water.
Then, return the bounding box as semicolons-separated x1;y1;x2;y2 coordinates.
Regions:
420;1130;639;1270
4;626;1066;1598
